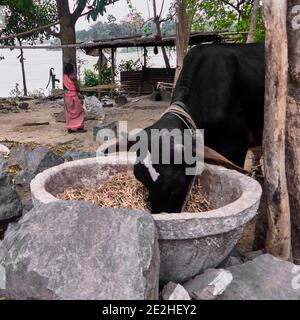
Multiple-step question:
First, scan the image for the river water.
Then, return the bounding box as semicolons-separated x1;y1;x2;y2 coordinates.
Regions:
0;47;176;98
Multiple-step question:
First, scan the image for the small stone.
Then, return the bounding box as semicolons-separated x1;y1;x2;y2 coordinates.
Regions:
18;103;30;110
161;282;191;300
150;90;163;102
183;269;233;300
53;111;66;123
0;144;10;155
115;96;128;106
244;250;264;261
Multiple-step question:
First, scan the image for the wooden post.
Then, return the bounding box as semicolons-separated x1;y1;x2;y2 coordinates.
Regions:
111;48;115;84
286;0;300;263
263;0;291;260
18;39;28;96
98;48;103;99
143;47;148;69
139;47;147;95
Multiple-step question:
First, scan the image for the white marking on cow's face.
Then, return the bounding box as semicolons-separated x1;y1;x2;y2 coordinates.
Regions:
143;150;160;182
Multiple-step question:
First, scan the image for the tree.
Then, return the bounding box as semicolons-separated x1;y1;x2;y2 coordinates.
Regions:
173;0;198;83
0;2;56;95
192;0;264;43
151;0;170;69
55;0;121;70
286;0;300;264
123;3;144;36
2;0;120;74
246;0;260;43
263;0;291;260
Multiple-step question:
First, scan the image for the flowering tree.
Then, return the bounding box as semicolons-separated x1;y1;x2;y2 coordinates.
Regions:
123;3;144;36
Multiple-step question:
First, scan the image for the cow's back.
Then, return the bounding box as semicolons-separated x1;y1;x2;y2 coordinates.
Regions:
172;43;265;160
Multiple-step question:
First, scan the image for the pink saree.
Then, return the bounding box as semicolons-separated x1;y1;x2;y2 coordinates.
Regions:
63;74;85;130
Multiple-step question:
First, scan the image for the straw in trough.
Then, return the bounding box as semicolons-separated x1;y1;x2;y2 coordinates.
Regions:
57;172;213;213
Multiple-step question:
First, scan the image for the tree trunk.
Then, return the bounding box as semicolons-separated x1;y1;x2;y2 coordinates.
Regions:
174;0;195;84
56;0;77;71
18;39;28;96
286;0;300;264
152;0;170;69
263;0;291;260
247;0;260;43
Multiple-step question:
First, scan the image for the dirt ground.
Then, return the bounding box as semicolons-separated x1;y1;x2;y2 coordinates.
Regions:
0;96;169;151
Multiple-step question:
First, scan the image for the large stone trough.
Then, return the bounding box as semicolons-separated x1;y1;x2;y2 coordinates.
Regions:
31;154;262;283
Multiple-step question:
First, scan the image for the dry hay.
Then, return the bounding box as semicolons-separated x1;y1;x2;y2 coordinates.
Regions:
57;172;214;213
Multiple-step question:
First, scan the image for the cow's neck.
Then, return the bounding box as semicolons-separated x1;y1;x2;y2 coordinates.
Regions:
153;113;189;131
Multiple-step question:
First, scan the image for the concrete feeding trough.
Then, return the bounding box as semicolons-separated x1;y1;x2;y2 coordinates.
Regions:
31;154;262;283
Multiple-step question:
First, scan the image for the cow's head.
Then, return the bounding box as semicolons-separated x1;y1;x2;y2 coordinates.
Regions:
133;147;195;214
101;127;199;213
102;129;247;214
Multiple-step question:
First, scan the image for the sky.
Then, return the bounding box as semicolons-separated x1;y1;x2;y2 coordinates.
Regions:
71;0;172;31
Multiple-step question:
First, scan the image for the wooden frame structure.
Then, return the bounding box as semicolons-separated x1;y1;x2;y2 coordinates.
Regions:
80;31;247;97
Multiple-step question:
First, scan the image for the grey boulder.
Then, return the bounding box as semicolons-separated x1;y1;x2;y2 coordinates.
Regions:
183;269;233;300
83;96;105;120
8;144;31;168
220;254;300;300
0;155;22;221
0;201;160;300
15;146;64;188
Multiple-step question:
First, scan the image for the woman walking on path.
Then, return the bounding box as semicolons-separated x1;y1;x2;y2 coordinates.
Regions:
63;63;86;134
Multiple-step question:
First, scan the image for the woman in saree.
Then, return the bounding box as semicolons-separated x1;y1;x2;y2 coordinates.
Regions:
63;63;86;133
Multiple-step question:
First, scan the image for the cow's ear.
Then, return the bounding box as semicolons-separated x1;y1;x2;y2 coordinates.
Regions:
201;146;249;174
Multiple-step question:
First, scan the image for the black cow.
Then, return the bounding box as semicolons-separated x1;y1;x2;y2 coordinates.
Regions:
108;43;265;213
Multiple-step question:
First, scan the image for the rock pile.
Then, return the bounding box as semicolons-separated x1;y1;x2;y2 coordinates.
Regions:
0;101;31;113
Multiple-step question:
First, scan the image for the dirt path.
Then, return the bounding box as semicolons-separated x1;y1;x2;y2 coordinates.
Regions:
0;97;168;152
